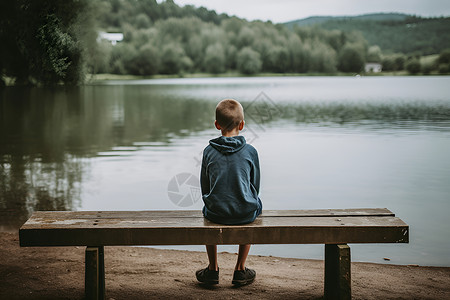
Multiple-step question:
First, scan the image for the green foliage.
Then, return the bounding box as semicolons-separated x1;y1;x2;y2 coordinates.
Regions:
89;0;373;76
367;46;382;63
381;54;406;71
338;44;366;73
437;49;450;74
293;14;450;56
135;13;152;29
36;15;78;82
237;27;256;48
109;43;133;74
237;47;262;74
160;43;190;74
438;49;450;64
0;0;94;86
438;64;449;74
203;43;226;74
1;2;446;84
128;43;160;75
406;59;421;74
265;46;290;73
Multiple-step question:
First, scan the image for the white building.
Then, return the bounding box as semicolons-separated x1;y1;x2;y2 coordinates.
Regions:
365;63;382;73
97;32;124;46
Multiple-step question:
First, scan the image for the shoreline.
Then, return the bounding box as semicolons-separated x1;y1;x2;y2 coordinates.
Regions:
3;72;447;87
1;232;449;299
86;71;444;83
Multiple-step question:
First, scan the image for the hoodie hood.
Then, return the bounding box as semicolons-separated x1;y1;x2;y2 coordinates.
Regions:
209;136;246;154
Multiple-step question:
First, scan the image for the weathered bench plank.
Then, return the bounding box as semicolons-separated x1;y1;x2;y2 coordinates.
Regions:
18;208;396;220
20;212;408;247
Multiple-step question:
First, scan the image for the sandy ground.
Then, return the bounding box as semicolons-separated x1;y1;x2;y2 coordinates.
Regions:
1;232;449;300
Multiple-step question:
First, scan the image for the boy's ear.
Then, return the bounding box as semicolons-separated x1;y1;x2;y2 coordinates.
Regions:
238;120;245;131
214;120;221;130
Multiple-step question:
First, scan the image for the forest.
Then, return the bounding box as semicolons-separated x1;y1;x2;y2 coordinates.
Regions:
287;14;450;56
1;0;450;86
90;0;370;76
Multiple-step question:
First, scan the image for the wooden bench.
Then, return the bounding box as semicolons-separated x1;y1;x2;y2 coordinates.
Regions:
19;208;408;300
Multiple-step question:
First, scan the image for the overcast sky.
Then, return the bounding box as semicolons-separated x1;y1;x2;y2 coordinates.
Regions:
173;0;450;23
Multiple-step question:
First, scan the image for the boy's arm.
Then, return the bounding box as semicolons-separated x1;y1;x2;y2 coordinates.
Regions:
200;151;209;195
251;151;261;194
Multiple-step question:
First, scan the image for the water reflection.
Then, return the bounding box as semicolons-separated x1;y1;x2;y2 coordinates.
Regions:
1;77;449;234
0;85;218;229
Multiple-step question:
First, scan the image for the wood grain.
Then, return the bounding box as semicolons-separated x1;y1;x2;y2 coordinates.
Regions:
19;209;408;246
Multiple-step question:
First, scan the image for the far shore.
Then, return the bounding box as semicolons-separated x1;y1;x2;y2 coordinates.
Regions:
1;231;449;299
3;71;446;87
87;70;439;83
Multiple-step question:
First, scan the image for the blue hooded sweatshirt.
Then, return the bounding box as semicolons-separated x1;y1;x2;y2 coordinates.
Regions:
200;135;262;225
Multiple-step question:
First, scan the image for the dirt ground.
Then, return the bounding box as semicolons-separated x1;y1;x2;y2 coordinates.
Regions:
1;232;449;299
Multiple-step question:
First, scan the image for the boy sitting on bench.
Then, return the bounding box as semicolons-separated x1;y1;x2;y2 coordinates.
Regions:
196;99;263;286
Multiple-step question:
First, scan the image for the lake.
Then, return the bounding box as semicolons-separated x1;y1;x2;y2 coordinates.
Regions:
1;76;449;266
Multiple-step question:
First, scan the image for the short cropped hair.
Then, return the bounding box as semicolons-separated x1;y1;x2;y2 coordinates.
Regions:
215;99;244;132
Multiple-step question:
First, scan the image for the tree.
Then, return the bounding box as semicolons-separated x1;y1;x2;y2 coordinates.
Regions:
237;27;255;48
265;46;290;73
72;0;380;77
203;43;226;74
0;0;94;86
381;56;395;71
405;59;421;74
109;43;137;75
225;45;238;70
338;44;366;73
306;41;337;73
367;45;382;63
160;43;189;74
135;13;152;29
437;49;450;64
394;55;406;70
128;43;160;75
185;35;204;71
86;40;112;74
437;49;450;73
381;53;406;71
236;47;262;74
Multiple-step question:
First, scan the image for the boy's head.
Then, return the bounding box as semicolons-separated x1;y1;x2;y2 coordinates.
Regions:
215;99;244;134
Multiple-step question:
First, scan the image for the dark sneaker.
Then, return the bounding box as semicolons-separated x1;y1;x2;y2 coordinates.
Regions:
232;268;256;286
196;267;219;285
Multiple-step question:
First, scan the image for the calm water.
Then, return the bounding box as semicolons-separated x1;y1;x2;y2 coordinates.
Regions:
1;76;450;266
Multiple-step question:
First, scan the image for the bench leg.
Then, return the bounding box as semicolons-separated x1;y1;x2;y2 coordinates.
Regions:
85;246;105;300
324;244;351;300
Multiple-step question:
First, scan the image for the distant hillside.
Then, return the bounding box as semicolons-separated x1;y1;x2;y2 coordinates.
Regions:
285;13;408;27
285;13;450;55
